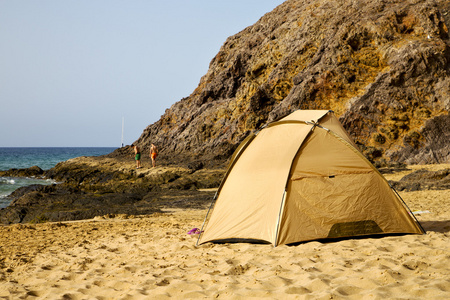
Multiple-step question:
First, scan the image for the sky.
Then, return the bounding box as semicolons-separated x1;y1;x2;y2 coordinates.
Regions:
0;0;286;147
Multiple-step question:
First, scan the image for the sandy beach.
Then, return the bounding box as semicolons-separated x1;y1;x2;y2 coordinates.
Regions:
0;165;449;299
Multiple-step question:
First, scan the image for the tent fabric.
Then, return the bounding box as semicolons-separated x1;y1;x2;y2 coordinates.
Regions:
198;110;424;246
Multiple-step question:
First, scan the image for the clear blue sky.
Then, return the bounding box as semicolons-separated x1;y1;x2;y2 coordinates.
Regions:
0;0;285;147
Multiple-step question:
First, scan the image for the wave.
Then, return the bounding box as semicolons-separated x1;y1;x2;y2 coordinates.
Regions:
0;178;15;185
0;176;56;208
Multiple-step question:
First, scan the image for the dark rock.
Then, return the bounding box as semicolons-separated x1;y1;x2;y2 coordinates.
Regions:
377;162;409;174
0;166;44;177
389;168;450;191
187;161;204;172
0;207;28;224
0;184;155;224
0;155;224;224
387;114;450;164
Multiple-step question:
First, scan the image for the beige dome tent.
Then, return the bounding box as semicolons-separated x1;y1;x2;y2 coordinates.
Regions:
197;110;424;246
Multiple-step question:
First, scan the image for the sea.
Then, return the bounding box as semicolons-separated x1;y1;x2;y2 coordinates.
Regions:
0;147;116;208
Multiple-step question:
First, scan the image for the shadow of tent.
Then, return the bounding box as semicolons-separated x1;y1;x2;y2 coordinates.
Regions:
420;220;450;233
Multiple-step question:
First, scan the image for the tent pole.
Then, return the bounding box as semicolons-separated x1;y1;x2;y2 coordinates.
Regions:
274;190;287;247
195;191;218;246
391;186;427;234
196;192;218;246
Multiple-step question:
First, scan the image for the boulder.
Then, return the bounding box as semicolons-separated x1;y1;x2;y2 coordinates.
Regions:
389;168;450;191
0;166;44;178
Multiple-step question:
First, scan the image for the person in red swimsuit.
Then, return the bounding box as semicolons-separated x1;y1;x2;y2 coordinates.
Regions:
150;144;158;167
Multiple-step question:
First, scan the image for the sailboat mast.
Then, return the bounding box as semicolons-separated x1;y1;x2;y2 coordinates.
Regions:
121;117;124;147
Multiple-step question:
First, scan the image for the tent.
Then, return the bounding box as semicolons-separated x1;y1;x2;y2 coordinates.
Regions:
197;110;424;246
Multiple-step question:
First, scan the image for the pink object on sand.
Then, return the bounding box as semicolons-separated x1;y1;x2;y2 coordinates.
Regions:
187;228;203;235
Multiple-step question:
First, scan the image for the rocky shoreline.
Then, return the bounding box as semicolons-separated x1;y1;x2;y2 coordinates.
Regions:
0;152;448;225
0;155;225;224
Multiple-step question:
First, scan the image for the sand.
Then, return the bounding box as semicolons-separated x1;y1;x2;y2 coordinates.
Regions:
0;166;449;299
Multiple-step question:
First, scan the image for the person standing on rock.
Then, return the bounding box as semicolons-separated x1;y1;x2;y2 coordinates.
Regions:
150;144;158;167
133;145;141;169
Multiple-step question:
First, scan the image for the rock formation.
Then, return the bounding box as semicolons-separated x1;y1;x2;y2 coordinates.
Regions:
389;168;450;191
132;0;449;166
0;166;44;178
0;157;223;224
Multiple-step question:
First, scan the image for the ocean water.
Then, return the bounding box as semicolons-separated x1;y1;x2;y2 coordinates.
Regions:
0;147;116;208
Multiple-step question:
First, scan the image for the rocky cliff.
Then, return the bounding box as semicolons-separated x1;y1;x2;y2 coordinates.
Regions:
132;0;449;166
